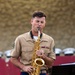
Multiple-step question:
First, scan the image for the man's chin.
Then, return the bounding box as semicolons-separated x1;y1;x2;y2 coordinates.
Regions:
35;30;38;33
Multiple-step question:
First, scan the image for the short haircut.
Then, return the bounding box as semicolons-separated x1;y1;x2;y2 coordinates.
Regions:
32;11;46;18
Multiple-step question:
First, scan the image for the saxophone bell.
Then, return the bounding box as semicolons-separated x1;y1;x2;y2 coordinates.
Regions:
34;58;45;66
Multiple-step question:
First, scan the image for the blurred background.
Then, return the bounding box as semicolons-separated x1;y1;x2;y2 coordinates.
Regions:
0;1;75;75
0;0;75;52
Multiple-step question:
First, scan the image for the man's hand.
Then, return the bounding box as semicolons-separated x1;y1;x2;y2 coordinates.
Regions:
36;49;45;58
22;66;33;73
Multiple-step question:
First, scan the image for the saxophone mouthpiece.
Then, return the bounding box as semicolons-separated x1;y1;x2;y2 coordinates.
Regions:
37;27;40;31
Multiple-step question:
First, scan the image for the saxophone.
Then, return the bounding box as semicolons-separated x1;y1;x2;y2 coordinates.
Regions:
31;27;45;75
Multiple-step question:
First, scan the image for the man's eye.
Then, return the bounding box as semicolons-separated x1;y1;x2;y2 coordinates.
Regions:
41;21;44;23
36;20;39;22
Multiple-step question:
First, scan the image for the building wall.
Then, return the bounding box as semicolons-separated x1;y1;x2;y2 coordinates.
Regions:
0;0;75;51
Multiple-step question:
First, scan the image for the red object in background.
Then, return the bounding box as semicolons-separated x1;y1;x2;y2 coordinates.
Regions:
0;58;20;75
7;61;20;75
0;58;6;75
53;56;75;66
0;56;75;75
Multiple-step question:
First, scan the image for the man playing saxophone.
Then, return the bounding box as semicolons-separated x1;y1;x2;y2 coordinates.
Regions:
10;11;56;75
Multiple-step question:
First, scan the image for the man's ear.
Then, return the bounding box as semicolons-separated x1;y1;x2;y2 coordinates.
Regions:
30;19;33;24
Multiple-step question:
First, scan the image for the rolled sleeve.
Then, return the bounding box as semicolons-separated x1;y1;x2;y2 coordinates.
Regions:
11;36;21;58
49;39;56;60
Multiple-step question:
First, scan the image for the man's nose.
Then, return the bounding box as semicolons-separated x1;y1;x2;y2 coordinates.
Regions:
38;22;41;26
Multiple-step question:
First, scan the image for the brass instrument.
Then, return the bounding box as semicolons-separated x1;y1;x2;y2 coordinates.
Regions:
31;27;45;75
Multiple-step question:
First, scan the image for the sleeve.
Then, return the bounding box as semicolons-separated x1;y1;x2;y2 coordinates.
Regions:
10;36;21;58
49;39;56;60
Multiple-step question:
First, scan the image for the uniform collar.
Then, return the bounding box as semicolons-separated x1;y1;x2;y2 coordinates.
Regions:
26;31;48;42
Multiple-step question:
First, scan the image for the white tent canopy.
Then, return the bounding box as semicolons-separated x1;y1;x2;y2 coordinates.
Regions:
63;48;75;55
4;50;11;58
0;52;3;57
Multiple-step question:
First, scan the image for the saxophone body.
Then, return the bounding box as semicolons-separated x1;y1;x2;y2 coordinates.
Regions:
31;28;45;75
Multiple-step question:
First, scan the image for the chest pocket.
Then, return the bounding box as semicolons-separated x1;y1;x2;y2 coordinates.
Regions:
21;46;33;61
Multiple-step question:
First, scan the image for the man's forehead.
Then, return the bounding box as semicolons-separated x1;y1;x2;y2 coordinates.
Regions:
33;17;46;20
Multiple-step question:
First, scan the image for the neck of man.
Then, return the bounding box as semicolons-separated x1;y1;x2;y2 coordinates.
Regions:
32;30;38;36
31;28;43;35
